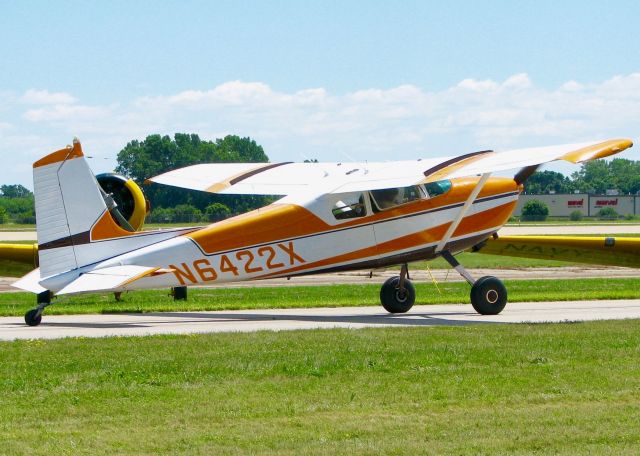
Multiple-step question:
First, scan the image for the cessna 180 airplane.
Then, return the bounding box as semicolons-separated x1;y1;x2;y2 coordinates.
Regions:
11;137;633;326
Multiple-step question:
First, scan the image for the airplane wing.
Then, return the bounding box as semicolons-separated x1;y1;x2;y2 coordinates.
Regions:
56;265;165;295
472;234;640;268
148;139;632;195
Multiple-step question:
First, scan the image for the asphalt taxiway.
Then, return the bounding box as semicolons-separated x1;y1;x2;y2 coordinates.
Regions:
1;299;639;341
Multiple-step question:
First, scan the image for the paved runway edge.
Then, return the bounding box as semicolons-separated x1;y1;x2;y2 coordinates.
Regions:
1;300;640;341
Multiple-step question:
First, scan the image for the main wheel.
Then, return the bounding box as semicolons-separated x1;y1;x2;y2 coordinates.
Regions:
24;309;42;327
470;276;507;315
380;276;415;313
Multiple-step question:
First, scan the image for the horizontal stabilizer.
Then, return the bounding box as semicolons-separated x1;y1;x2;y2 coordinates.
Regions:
57;265;162;295
12;268;47;294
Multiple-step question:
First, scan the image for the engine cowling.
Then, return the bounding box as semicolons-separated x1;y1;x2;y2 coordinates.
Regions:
96;173;149;231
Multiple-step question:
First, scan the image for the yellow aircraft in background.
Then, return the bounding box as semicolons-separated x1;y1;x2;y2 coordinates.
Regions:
472;234;640;268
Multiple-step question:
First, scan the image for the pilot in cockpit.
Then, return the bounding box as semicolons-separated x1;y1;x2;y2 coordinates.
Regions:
375;188;402;209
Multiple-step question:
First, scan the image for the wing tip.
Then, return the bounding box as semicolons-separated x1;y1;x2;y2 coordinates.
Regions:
564;138;633;163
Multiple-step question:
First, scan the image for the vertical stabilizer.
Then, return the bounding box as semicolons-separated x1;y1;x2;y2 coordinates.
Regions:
33;139;108;278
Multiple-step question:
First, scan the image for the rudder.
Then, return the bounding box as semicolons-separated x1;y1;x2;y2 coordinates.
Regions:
33;139;108;278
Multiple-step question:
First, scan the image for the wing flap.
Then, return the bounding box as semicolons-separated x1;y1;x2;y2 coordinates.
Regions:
56;265;162;295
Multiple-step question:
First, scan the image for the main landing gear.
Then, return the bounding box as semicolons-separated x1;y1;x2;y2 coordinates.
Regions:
441;251;507;315
378;253;508;315
24;291;52;326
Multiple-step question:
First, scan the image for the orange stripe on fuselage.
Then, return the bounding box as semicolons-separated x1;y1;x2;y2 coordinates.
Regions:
254;222;452;280
186;176;519;255
253;200;516;280
453;200;517;237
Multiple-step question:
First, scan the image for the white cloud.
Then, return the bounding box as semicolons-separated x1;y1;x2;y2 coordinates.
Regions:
23;104;112;123
20;89;77;105
2;73;640;188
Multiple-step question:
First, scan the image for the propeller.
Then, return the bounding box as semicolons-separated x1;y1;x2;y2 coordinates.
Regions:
513;164;541;185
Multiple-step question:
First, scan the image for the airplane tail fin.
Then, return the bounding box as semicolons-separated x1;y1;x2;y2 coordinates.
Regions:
33;139;115;278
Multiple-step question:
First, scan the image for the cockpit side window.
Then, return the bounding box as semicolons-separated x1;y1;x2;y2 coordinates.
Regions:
424;180;452;198
332;193;367;220
370;185;425;212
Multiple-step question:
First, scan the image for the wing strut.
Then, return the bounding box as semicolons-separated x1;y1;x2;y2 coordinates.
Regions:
435;172;491;253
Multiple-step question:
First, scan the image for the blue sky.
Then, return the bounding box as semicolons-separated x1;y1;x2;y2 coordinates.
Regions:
2;1;640;187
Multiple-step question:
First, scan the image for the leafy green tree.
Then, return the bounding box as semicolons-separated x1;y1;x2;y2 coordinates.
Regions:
204;203;231;222
173;204;202;223
116;133;271;214
608;158;640;194
521;199;549;221
524;171;573;194
0;194;35;222
0;184;32;198
147;207;176;223
570;159;640;195
0;206;7;224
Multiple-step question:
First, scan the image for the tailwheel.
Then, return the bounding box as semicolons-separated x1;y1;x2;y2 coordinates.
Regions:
24;308;42;327
25;290;52;326
470;276;507;315
380;264;415;313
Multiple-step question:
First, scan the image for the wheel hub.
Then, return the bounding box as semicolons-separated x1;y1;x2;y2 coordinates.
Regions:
395;289;408;303
486;289;499;304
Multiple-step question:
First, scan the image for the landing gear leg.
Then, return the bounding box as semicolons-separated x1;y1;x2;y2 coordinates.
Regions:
380;263;416;313
441;250;507;315
24;291;52;327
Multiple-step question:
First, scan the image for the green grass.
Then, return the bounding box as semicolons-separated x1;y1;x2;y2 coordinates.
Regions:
2;277;639;317
1;321;639;454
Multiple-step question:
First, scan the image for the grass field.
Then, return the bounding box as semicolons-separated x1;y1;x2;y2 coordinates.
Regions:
1;321;639;454
1;277;639;317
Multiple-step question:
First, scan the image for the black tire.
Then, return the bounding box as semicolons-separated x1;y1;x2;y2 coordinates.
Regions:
470;276;507;315
24;309;42;327
380;276;415;313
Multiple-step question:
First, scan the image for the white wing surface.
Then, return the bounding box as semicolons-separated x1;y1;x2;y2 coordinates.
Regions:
148;139;632;195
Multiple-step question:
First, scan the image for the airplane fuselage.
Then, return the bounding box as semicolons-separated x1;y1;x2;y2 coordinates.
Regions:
41;176;519;293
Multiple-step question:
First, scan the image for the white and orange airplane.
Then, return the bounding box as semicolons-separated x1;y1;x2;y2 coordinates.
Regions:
12;137;633;326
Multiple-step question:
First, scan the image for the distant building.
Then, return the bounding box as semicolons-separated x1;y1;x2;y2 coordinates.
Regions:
513;194;638;217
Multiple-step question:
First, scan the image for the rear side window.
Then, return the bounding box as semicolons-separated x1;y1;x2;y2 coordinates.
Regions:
332;193;367;220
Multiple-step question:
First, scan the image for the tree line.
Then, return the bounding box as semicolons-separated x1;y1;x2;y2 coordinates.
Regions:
115;133;274;223
524;159;640;195
2;134;640;224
